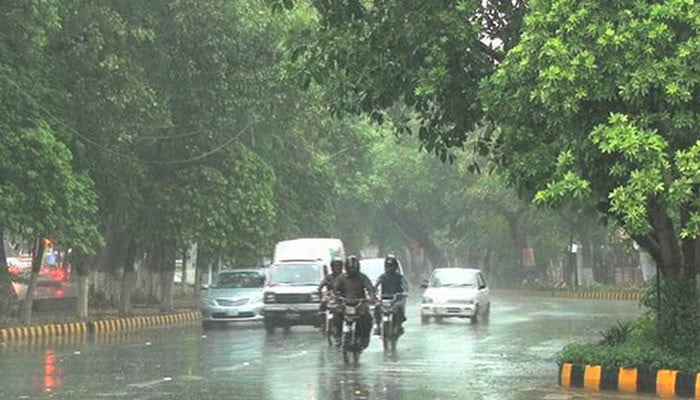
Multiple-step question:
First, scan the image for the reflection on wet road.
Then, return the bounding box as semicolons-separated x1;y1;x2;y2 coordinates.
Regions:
0;292;644;399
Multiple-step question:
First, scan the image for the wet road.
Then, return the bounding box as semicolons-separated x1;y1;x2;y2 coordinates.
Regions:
0;292;650;400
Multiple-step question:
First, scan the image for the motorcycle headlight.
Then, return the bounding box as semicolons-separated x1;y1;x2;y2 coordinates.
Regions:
422;297;433;304
263;292;276;303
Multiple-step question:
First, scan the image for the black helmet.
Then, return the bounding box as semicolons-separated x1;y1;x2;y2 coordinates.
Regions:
345;255;360;275
330;258;344;274
384;254;399;272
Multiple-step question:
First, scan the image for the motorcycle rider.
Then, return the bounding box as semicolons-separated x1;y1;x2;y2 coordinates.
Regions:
333;255;376;349
318;258;344;342
373;254;409;336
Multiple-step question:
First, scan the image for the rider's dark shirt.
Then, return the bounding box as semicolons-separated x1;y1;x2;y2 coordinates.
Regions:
375;272;409;298
333;273;375;299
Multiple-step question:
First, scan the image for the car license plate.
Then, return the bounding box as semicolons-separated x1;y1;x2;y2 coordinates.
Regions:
382;315;389;322
227;311;239;317
286;312;300;319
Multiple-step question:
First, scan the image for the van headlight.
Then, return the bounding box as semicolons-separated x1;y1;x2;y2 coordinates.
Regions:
309;292;321;302
264;293;276;303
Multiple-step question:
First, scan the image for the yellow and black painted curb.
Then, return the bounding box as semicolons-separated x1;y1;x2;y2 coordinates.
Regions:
0;311;201;343
496;289;642;301
91;311;200;334
0;322;88;343
560;362;700;398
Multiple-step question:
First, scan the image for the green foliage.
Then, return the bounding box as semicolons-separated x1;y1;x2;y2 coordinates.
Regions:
599;321;634;346
483;0;700;233
270;0;526;159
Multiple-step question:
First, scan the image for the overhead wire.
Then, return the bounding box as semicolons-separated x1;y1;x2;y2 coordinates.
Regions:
1;72;251;166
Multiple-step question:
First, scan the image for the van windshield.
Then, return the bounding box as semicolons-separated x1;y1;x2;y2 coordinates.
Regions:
269;263;321;286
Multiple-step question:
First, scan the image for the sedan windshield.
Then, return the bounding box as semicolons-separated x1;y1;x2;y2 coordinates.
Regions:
429;269;478;287
213;271;264;289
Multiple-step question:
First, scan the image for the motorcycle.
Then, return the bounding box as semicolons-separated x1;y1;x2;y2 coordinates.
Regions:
338;297;369;364
379;293;405;353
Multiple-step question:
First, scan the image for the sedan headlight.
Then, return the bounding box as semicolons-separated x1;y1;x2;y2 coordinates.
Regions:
200;297;216;306
263;292;276;303
422;297;433;304
250;295;263;304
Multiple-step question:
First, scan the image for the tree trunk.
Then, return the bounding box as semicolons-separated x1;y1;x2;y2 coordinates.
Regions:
76;274;89;319
118;239;137;317
635;203;700;352
20;236;45;324
0;229;19;317
180;247;188;295
156;239;175;313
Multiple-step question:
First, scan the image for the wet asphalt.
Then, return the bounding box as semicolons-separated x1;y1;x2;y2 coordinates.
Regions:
0;292;647;400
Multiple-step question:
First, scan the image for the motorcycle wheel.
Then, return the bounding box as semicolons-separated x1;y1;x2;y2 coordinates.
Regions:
353;350;360;364
342;330;352;364
382;320;391;351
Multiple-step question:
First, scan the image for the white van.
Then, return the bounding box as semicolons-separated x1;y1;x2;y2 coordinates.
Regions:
272;238;345;268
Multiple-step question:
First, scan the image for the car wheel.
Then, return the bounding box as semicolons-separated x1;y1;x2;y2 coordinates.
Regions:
470;305;479;324
482;302;490;321
264;319;275;333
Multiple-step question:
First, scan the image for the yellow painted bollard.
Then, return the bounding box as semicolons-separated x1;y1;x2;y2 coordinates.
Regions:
618;368;637;392
656;369;677;397
583;365;601;390
560;363;573;387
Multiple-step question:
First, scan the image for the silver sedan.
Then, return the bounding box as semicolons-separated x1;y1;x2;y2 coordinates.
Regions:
199;268;266;326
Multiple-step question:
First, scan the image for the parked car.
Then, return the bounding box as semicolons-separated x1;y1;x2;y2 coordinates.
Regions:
199;268;267;327
360;257;404;285
420;267;490;324
262;261;325;333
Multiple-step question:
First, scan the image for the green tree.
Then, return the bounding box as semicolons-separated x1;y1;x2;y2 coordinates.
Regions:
0;1;102;321
482;0;700;351
268;0;526;159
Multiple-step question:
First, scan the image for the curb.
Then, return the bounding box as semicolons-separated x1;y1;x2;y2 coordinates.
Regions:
495;289;642;301
91;311;201;334
0;311;201;343
559;362;700;398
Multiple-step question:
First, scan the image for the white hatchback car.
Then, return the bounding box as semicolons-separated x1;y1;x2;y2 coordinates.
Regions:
420;268;490;324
